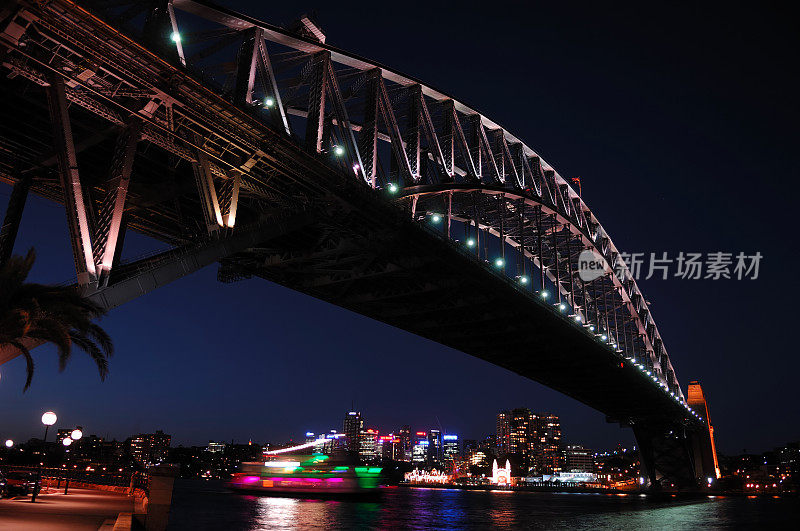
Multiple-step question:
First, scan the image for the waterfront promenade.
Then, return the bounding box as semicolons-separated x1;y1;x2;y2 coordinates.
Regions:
0;488;133;530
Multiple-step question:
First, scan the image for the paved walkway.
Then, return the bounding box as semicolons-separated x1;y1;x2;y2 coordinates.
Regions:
0;488;133;530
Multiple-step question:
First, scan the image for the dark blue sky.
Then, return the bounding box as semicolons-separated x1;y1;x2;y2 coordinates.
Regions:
1;0;797;454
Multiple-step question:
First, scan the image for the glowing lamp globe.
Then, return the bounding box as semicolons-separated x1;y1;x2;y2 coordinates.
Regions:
41;411;57;426
4;439;12;448
71;429;83;441
62;437;72;447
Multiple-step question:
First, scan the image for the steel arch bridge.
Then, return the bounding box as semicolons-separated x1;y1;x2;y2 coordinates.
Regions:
0;0;718;488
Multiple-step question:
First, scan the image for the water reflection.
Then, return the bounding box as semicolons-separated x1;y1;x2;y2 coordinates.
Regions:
166;480;800;530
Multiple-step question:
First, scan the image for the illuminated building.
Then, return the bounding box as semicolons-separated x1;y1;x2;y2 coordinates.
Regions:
304;432;316;443
491;459;512;485
398;426;412;462
533;414;562;475
428;429;443;467
565;445;594;473
378;435;393;460
443;435;459;462
469;450;488;467
509;408;532;465
343;411;363;456
412;432;428;466
496;411;510;457
359;429;379;463
129;430;171;465
405;468;451;484
207;441;226;454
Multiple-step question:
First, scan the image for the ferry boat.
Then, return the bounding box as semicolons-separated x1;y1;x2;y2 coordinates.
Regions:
228;453;384;497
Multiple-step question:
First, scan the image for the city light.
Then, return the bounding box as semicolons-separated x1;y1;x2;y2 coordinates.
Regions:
388;183;398;193
62;437;72;447
264;97;275;108
170;32;181;43
42;411;57;426
71;428;83;441
333;145;345;156
4;439;12;448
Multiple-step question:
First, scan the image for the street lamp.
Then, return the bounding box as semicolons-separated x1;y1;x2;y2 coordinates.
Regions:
32;411;57;502
62;427;83;495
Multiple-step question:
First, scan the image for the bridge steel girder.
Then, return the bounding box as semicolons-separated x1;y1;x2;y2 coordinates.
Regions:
46;74;98;286
0;173;30;266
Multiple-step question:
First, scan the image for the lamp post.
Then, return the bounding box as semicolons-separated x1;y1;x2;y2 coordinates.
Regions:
62;427;82;494
31;411;57;502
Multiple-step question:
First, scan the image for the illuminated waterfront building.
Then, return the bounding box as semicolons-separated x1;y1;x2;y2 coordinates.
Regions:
565;445;594;473
510;408;533;467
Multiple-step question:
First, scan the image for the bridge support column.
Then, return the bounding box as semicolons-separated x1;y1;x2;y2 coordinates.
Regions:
0;172;30;267
632;424;698;490
46;75;97;286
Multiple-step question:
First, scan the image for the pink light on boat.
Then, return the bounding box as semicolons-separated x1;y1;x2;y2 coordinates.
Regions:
327;478;344;483
241;476;260;484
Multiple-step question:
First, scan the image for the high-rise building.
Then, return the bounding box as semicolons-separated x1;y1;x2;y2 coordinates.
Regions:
533;414;562;474
398;426;412;462
565;445;594;473
509;408;533;460
129;430;171;465
443;435;459;462
412;432;428;466
428;429;443;467
496;411;510;457
359;429;379;463
343;411;363;456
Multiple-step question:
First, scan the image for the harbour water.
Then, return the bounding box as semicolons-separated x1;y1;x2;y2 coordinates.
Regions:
166;479;798;529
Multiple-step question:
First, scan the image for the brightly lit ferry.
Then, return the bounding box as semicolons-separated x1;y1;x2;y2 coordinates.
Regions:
228;439;383;497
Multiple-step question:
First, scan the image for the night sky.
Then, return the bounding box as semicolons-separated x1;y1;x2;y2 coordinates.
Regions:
1;1;797;454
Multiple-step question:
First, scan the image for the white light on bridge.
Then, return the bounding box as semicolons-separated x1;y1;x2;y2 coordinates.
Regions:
574;315;582;322
171;32;181;43
601;334;607;341
589;325;595;331
264;97;275;108
540;290;549;299
466;238;476;247
333;145;345;156
558;303;567;312
494;258;505;267
431;214;441;223
62;438;72;447
388;183;399;193
519;276;529;284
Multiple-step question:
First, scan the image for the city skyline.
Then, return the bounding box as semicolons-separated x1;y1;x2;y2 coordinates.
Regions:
1;0;798;461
